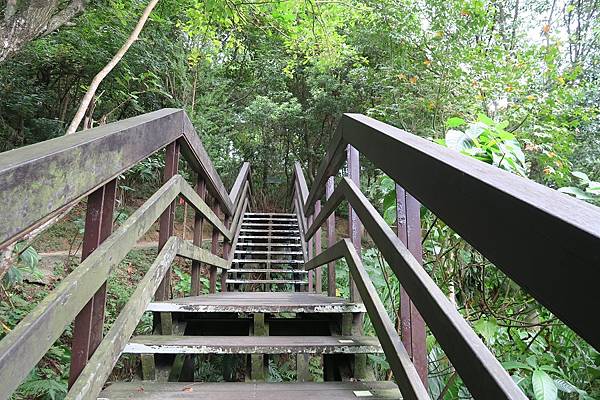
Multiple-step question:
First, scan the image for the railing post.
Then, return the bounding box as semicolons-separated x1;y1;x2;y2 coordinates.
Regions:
209;197;220;294
221;215;231;292
155;141;180;301
396;184;428;387
326;177;336;297
307;213;314;292
314;200;322;293
68;179;116;387
347;145;361;302
191;176;206;296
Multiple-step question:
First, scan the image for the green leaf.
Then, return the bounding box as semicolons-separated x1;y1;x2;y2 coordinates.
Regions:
446;117;466;128
502;361;533;371
553;378;578;393
477;113;495;126
558;187;595;200
473;317;498;344
532;369;557;400
572;171;590;183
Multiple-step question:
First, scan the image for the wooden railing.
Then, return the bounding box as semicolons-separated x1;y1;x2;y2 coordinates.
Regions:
0;109;252;400
293;113;600;399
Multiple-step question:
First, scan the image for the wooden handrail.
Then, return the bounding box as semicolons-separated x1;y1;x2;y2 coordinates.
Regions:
0;108;233;249
305;177;527;399
302;113;600;351
0;174;231;400
66;236;180;400
305;239;429;400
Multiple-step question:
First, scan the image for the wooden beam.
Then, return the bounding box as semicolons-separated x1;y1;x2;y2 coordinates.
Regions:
69;179;116;387
0;109;184;248
342;113;600;349
191;176;206;296
177;240;229;270
180;113;234;215
305;240;428;400
304;178;526;399
66;237;180;400
396;185;427;386
155;142;179;301
0;175;182;399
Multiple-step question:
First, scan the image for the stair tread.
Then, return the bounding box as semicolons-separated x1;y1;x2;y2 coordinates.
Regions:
238;236;300;240
240;229;299;233
243;217;298;222
242;223;298;227
227;269;308;273
235;243;301;247
146;292;365;313
99;381;401;399
245;212;296;217
124;335;382;354
226;279;307;284
233;259;304;263
234;250;303;255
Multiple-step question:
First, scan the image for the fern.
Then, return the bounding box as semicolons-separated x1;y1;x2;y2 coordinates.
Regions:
17;372;67;400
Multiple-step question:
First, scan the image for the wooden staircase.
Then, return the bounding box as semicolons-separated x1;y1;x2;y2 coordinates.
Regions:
2;109;594;400
227;212;308;291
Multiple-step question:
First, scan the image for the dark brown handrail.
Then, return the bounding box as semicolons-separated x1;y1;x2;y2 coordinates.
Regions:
0;108;234;249
305;239;429;400
302;113;600;351
305;177;526;399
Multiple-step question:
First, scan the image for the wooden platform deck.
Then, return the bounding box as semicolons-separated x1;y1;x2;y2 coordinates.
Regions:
99;381;401;399
146;292;365;313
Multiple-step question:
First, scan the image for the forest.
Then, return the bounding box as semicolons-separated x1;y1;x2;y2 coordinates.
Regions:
0;0;599;399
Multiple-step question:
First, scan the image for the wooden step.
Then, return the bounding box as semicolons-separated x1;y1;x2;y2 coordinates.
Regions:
124;335;382;355
243;217;298;222
146;292;365;313
240;229;299;234
99;381;401;399
245;213;296;217
238;236;300;240
235;242;301;248
242;223;298;227
233;259;304;264
226;279;307;285
234;250;303;255
227;269;308;274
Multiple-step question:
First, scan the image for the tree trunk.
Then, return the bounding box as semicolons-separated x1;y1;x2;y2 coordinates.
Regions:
0;0;86;62
66;0;160;134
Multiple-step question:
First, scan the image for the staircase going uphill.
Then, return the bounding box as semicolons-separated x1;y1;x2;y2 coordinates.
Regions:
228;212;308;291
1;109;590;400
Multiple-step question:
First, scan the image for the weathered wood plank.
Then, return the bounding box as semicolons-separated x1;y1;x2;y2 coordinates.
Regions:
0;176;183;400
228;162;251;206
308;240;428;400
66;237;179;399
124;335;382;355
306;112;600;350
226;279;307;285
146;292;365;314
180;178;232;241
99;381;401;400
0;109;184;248
180;112;234;216
177;240;229;270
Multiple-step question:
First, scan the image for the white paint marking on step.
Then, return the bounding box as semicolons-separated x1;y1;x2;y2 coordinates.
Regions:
338;339;354;344
353;390;373;397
